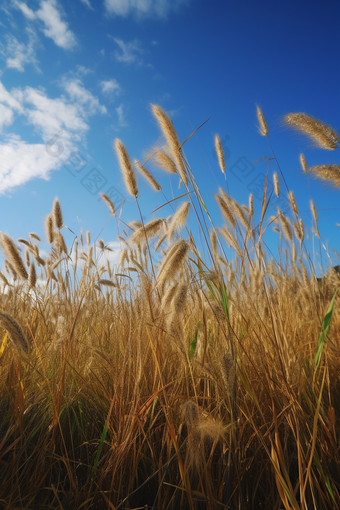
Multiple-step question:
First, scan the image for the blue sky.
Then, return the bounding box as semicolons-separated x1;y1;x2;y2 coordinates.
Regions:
0;0;339;273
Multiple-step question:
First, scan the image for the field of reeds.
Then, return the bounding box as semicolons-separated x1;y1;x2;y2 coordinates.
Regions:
0;105;340;510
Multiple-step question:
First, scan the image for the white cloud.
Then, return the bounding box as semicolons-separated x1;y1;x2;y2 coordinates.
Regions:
0;104;15;130
80;0;93;9
113;38;143;64
100;79;120;96
76;65;93;76
0;79;106;193
116;103;127;126
104;0;190;18
13;1;36;20
0;28;39;72
0;134;71;192
36;0;76;49
62;78;107;115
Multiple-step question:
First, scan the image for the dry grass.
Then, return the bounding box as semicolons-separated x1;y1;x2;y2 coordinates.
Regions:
0;106;339;510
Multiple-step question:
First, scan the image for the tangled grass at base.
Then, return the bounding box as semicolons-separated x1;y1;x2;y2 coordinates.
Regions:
0;106;340;510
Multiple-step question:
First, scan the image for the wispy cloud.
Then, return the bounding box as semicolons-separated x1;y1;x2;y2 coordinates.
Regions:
62;78;107;116
0;28;40;72
0;78;106;193
104;0;191;19
13;1;36;20
80;0;93;9
100;79;121;96
14;0;77;50
113;38;143;64
36;0;76;49
116;103;127;127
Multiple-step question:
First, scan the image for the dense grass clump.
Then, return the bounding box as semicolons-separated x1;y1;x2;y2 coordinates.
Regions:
0;105;340;510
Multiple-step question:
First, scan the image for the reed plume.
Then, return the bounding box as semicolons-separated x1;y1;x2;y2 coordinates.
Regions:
100;193;116;216
130;218;164;245
248;193;254;219
310;199;318;223
167;202;190;242
214;135;226;173
277;210;293;242
273;173;280;197
45;214;54;244
289;191;299;216
219;227;242;257
215;194;236;230
114;138;139;197
148;146;177;174
308;164;340;188
52;198;63;229
0;233;28;280
98;279;117;287
134;160;162;191
29;232;41;242
151;104;188;187
29;262;37;288
283;113;338;150
299;154;308;173
157;239;189;286
256;105;268;136
0;312;29;355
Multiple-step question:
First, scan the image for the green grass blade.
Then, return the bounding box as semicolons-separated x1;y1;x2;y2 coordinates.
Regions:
315;290;338;369
92;420;109;473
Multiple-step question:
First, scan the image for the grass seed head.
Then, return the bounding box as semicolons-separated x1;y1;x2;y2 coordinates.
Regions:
151;104;188;186
0;233;28;280
299;153;308;173
214;134;226;173
256;105;268;136
0;312;30;356
273;172;280;197
52;198;63;229
114;138;139;197
100;193;116;216
135;160;162;191
309;164;340;188
283;113;338;150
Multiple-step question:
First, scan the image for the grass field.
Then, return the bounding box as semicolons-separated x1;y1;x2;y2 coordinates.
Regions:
0;105;339;510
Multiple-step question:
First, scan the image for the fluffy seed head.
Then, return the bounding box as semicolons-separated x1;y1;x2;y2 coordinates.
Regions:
0;312;30;356
299;154;308;173
45;214;54;244
29;262;37;287
289;191;299;216
0;233;28;280
130;218;164;245
309;165;340;188
214;135;225;173
151;104;188;186
248;193;254;219
100;193;116;216
283;113;338;150
215;194;236;230
98;279;117;287
135;160;162;191
277;210;293;242
273;173;280;197
149;146;177;174
52;198;63;229
167;202;190;242
114;138;139;197
157;239;189;286
256;105;268;136
310;199;318;223
29;232;41;242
